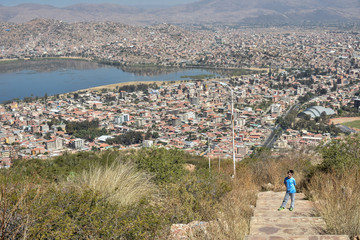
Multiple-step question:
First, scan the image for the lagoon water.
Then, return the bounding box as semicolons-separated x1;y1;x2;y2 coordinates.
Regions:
0;59;218;103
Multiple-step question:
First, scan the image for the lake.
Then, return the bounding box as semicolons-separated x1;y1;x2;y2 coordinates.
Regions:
0;59;220;103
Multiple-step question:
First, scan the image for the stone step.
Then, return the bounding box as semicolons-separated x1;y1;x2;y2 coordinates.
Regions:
250;217;325;225
250;222;326;236
256;200;312;207
257;191;307;200
250;217;326;236
253;209;317;218
247;192;349;240
245;235;350;240
254;205;315;211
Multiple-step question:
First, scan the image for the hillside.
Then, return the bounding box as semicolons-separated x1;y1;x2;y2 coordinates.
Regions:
0;0;359;25
1;135;360;239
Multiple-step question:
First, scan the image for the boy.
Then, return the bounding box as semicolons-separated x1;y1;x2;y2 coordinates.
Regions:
278;170;296;211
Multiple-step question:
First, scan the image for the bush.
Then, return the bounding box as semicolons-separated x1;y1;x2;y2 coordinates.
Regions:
162;170;232;224
10;151;119;182
1;177;164;239
317;134;360;172
241;150;313;192
1;148;262;239
131;148;187;184
306;170;360;238
0;180;42;239
205;170;257;239
302;135;360;238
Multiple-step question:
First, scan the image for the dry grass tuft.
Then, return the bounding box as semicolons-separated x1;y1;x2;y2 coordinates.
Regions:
70;161;155;207
249;150;312;192
307;170;360;237
192;167;258;239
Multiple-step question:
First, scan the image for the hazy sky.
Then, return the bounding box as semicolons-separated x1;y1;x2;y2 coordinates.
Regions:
0;0;199;7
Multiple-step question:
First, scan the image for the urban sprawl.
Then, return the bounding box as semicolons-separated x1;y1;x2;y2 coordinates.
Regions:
0;19;360;168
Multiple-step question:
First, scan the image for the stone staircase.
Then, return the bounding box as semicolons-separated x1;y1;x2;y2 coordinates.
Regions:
246;191;350;240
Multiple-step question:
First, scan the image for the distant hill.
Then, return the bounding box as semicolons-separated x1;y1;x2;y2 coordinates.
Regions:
0;0;359;25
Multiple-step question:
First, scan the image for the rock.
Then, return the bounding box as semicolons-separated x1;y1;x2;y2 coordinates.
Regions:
170;221;208;239
261;182;275;191
185;164;196;172
170;223;192;239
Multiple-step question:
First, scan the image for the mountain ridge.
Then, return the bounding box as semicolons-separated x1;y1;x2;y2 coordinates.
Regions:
0;0;359;25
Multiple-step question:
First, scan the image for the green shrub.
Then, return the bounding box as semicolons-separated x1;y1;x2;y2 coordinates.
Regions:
132;148;187;184
0;182;165;239
163;170;232;223
1;148;246;239
317;134;360;172
10;150;119;182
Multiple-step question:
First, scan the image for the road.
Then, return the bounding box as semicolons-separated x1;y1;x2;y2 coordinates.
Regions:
262;103;300;149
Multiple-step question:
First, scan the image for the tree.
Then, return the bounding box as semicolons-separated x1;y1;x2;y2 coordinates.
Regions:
44;132;51;140
331;81;337;92
318;134;360;172
106;131;143;146
320;112;328;123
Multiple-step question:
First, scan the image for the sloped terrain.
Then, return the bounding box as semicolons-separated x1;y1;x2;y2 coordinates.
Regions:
246;191;350;240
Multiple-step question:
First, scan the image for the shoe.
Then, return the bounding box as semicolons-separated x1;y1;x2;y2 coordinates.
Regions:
289;208;294;211
278;207;285;211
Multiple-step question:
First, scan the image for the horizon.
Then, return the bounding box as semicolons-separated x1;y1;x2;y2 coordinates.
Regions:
0;0;199;7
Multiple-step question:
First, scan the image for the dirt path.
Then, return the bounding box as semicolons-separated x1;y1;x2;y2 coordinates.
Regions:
329;117;360;125
246;191;349;240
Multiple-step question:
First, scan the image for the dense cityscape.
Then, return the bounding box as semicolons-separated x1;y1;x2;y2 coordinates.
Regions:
1;40;359;167
1;19;359;69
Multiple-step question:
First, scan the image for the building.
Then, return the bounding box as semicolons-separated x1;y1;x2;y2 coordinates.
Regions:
45;138;64;151
40;124;49;132
298;106;335;119
119;91;127;99
72;139;85;149
271;104;282;114
189;97;199;105
114;113;130;124
143;140;154;148
354;98;360;110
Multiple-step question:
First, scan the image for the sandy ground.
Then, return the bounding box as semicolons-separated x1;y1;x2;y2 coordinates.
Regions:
329;117;360;124
85;81;164;91
83;78;224;91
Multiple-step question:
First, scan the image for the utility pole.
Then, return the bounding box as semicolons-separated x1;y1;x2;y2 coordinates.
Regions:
217;81;236;178
208;137;210;172
218;155;220;172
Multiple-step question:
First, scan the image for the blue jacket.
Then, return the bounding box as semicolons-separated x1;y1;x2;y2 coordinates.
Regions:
284;177;296;193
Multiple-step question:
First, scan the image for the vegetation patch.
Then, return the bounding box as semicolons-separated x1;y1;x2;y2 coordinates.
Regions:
180;74;215;79
342;120;360;129
70;161;155;207
2;136;360;239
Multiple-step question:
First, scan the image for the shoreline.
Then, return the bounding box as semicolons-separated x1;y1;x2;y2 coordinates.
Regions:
0;56;270;72
81;80;172;91
80;77;224;92
0;57;266;103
